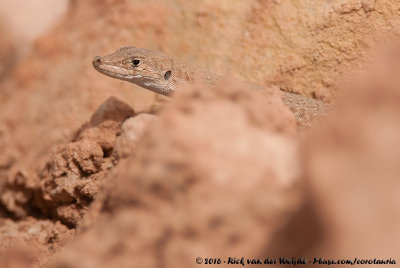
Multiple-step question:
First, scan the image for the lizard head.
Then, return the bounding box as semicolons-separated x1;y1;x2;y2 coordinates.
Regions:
93;46;175;95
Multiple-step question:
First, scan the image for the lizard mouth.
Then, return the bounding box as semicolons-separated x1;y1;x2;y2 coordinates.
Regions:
92;56;133;80
94;65;132;80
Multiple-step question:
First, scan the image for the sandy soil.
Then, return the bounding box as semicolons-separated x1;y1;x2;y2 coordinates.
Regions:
0;0;400;267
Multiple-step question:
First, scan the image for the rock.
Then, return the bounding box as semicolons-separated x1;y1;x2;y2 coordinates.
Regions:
114;114;157;158
37;97;134;227
52;80;301;268
302;47;400;258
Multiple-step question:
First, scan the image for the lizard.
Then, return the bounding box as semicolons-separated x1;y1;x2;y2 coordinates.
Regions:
92;46;330;127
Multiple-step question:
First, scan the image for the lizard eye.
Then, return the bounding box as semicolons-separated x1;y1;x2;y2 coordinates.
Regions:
164;70;171;80
132;59;141;66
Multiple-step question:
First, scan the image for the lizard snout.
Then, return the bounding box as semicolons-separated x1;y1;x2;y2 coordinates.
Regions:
92;56;103;68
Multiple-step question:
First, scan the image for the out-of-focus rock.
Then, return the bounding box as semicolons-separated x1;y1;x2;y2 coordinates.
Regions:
0;246;37;268
302;46;400;259
51;81;301;268
0;218;73;268
0;19;16;82
114;114;157;158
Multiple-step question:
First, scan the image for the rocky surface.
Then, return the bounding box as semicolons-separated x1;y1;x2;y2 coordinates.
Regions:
0;218;73;268
0;19;16;83
51;80;300;268
301;47;400;260
0;0;399;267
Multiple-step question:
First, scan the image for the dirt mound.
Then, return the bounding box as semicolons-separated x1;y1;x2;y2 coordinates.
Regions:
51;80;301;268
36;97;134;227
0;97;134;226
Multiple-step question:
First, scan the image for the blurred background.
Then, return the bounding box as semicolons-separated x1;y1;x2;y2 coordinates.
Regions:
0;0;68;49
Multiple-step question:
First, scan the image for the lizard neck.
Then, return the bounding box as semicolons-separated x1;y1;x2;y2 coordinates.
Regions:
168;60;220;92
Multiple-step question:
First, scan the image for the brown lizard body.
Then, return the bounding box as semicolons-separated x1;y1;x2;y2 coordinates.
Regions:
93;46;330;127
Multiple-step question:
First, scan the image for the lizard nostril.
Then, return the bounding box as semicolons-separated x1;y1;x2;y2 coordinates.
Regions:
92;56;102;67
